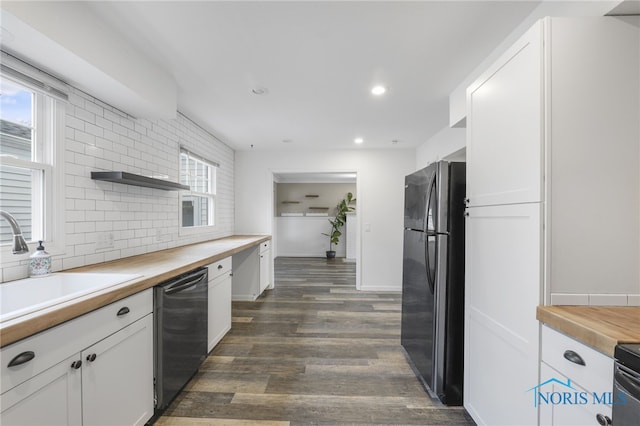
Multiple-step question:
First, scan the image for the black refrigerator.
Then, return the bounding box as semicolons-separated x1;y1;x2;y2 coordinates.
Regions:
401;160;466;405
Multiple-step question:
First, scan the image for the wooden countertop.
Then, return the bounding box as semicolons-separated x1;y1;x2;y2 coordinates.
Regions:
0;235;270;348
537;305;640;357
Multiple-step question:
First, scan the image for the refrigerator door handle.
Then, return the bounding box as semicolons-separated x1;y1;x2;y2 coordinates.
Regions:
425;173;436;232
425;234;435;296
424;175;437;295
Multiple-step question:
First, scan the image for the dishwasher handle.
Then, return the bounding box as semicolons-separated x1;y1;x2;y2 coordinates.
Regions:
164;269;207;295
616;364;640;398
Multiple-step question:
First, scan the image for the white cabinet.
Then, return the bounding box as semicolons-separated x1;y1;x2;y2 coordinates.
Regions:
466;22;543;207
464;203;541;425
232;239;272;301
0;289;154;426
464;17;639;426
81;314;153;426
539;326;613;426
0;354;82;425
259;240;272;293
207;257;232;352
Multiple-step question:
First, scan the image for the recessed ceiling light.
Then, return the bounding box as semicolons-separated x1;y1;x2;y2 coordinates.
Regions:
354;137;364;144
371;85;386;96
251;87;269;95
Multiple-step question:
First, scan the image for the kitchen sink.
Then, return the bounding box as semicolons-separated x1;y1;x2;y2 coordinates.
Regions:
0;273;141;323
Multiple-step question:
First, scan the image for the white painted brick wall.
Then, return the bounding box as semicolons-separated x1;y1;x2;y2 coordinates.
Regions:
1;86;234;281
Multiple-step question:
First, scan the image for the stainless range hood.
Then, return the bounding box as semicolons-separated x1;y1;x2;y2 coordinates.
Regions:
91;171;189;191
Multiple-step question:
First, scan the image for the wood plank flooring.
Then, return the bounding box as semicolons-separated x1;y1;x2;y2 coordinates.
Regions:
155;257;475;425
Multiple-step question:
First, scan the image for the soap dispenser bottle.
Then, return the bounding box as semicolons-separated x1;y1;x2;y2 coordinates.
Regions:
29;241;51;276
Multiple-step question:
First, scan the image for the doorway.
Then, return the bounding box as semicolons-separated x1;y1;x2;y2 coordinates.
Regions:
270;171;360;289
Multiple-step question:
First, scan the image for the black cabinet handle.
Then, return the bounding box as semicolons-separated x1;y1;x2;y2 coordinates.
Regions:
217;265;223;270
117;307;130;317
71;360;82;369
86;353;97;362
596;413;611;426
563;350;585;366
8;351;35;367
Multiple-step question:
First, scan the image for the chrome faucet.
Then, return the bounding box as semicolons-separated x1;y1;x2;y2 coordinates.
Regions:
0;210;29;254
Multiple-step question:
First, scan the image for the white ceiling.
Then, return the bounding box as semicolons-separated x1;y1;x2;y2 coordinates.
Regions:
84;1;544;152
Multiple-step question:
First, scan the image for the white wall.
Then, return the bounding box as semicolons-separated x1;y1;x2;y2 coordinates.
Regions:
1;83;234;282
448;1;622;127
276;217;347;258
1;2;177;118
415;126;466;170
235;149;415;291
275;182;356;217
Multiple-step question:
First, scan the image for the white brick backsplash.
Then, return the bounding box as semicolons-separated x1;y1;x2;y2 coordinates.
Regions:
589;294;629;306
85;122;104;138
628;295;640;306
84;100;104;117
62;256;86;270
550;293;640;306
1;85;234;282
3;264;29;282
74;107;95;124
66;115;85;131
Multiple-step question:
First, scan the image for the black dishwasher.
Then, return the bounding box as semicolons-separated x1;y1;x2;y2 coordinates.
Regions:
613;344;640;426
154;267;208;410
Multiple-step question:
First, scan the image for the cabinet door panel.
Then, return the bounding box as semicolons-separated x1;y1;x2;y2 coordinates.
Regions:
208;273;232;352
467;21;543;207
464;203;541;425
0;354;82;426
259;248;271;293
540;362;611;426
82;314;153;426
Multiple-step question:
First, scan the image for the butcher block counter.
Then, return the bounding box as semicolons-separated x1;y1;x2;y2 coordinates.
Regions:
537;305;640;357
0;234;270;348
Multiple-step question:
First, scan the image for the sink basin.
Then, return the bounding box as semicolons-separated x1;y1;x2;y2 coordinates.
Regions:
0;273;141;323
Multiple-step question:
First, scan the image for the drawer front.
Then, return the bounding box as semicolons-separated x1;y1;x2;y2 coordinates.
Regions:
541;325;613;394
259;240;271;254
0;289;152;394
207;257;232;280
541;362;613;426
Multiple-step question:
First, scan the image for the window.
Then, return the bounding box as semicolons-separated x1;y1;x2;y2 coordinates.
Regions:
0;61;65;252
179;148;217;228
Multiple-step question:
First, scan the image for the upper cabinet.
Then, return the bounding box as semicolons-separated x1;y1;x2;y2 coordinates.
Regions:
466;21;543;207
466;16;640;298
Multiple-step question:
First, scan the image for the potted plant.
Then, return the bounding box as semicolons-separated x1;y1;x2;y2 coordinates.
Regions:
322;192;355;259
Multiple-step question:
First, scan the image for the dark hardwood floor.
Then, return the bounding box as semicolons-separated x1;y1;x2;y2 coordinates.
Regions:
155;257;474;425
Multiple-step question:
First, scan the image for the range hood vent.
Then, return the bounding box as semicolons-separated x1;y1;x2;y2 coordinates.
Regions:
91;171;189;191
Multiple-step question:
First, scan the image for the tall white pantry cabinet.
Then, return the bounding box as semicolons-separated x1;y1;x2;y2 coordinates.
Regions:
464;17;639;426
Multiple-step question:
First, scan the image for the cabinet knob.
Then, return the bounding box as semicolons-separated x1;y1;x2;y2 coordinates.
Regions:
7;351;36;367
71;360;82;369
117;307;130;317
464;198;470;205
217;265;223;270
464;211;470;217
86;353;97;362
563;350;586;366
595;413;612;426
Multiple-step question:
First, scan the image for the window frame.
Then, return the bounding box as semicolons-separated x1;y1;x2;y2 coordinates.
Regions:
178;148;217;235
0;60;66;260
